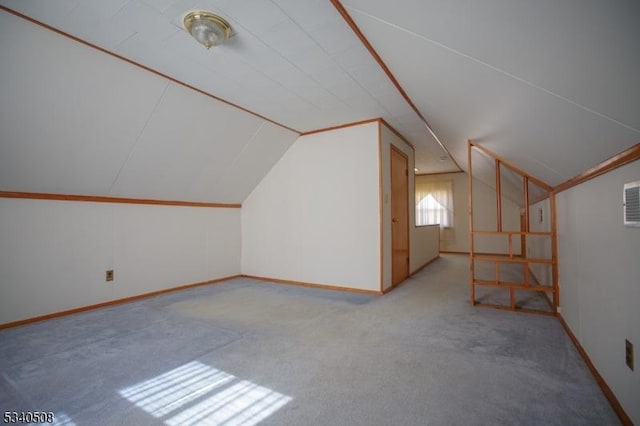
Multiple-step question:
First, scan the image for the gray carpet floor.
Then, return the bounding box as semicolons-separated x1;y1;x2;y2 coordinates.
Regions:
0;254;619;425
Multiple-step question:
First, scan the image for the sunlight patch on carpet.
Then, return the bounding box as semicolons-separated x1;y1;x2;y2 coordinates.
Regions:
119;361;291;425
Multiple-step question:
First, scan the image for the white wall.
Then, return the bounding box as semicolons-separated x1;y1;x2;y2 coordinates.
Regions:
411;225;440;274
0;198;240;325
0;10;296;326
473;179;522;254
556;159;640;424
528;197;552;285
242;123;380;291
416;172;521;254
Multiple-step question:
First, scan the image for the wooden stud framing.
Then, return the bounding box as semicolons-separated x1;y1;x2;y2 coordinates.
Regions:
470;142;553;192
523;176;530;233
508;234;513;258
467;140;557;314
496;159;502;232
550;192;560;310
378;120;385;293
473;303;557;317
474;280;554;292
468;141;475;305
474;254;553;264
473;230;551;236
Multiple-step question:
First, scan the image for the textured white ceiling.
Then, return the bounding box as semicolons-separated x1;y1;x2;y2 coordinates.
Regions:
342;0;640;186
0;0;457;173
2;0;639;186
0;11;298;203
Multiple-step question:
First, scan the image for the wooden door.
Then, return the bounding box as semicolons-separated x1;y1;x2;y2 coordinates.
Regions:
390;146;409;286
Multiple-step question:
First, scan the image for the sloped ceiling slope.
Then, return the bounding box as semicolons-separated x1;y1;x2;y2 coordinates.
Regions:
2;2;637;188
0;0;457;174
343;0;640;186
0;11;298;203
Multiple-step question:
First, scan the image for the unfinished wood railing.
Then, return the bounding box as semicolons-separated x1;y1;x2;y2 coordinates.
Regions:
468;140;558;315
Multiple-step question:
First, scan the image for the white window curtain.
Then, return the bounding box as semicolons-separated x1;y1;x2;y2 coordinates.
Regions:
416;180;454;227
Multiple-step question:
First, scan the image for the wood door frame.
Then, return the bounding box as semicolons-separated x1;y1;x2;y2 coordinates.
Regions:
390;144;410;286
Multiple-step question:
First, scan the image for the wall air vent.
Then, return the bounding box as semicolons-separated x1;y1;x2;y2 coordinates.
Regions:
624;181;640;227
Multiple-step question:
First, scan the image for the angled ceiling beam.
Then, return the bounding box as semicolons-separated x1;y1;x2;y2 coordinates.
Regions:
469;141;553;192
330;0;461;171
300;118;381;136
553;142;640;193
0;191;241;208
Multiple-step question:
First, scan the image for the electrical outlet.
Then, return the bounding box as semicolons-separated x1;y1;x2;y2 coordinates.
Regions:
106;269;114;282
626;339;634;371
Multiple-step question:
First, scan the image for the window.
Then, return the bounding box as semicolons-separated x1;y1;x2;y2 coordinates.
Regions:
416;180;454;227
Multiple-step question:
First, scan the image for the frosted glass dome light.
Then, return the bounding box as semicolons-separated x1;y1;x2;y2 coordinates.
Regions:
183;11;232;49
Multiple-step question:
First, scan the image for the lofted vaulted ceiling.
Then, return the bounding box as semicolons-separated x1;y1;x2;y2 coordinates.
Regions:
1;0;639;192
0;0;457;175
0;10;299;203
343;0;640;186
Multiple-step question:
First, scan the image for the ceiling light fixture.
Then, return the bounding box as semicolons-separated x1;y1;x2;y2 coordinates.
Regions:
183;11;232;49
414;168;419;172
